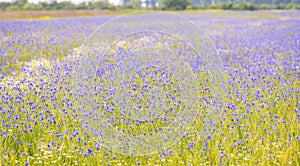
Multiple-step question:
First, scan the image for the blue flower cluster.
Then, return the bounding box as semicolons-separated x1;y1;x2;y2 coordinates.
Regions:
0;11;299;165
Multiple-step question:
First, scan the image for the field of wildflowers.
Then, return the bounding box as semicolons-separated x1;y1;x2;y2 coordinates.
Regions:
0;10;299;165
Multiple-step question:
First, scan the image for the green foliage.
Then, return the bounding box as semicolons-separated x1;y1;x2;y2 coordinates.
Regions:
76;2;88;10
209;2;257;10
5;5;21;11
23;3;36;11
237;2;256;10
162;0;191;10
90;0;116;10
260;4;272;10
129;0;141;9
55;1;77;10
215;2;233;10
0;2;11;11
276;3;286;9
285;3;296;9
16;0;28;8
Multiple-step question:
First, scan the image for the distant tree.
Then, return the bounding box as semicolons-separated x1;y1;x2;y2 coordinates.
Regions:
6;5;20;11
276;3;285;8
86;0;115;10
129;0;141;8
87;2;94;9
0;2;11;11
93;0;110;9
285;3;296;9
38;2;51;10
215;2;233;9
162;0;191;10
16;0;28;8
49;1;58;10
237;2;256;10
56;1;76;10
260;3;272;9
23;3;36;10
76;2;88;9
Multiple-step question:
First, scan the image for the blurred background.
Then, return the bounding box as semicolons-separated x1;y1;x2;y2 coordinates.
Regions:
0;0;300;20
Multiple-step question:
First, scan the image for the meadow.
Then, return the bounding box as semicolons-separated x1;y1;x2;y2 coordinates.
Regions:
0;10;299;165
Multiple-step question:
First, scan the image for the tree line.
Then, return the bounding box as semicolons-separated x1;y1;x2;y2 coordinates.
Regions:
0;0;299;11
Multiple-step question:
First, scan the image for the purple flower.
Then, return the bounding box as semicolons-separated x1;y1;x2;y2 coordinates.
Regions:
87;148;93;155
